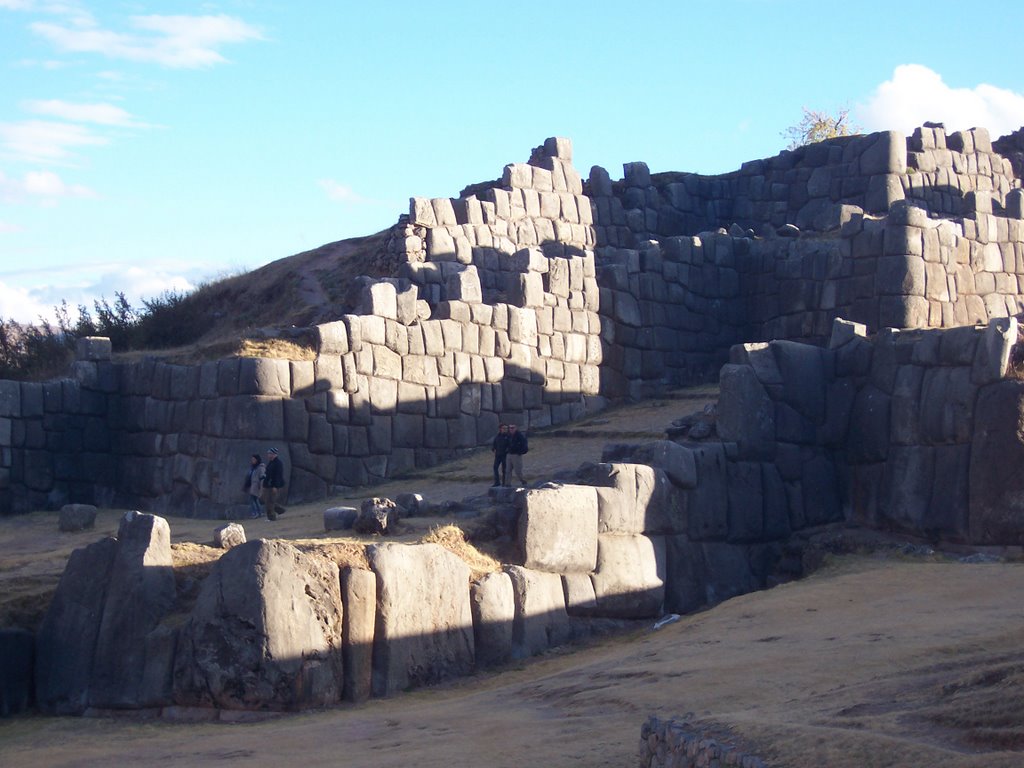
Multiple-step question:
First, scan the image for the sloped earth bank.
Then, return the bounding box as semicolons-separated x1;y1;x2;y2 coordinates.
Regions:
0;559;1021;767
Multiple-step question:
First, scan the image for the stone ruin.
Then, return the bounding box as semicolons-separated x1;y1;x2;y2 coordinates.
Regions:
4;125;1024;718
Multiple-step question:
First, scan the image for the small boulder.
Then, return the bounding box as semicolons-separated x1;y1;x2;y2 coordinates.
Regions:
353;497;401;535
59;504;97;532
214;523;246;550
394;492;426;515
324;506;358;531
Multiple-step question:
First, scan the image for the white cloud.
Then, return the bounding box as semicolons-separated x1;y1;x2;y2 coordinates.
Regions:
0;168;97;202
0;280;53;323
30;13;263;69
0;263;200;324
24;98;145;127
0;220;24;233
858;64;1024;139
0;119;107;163
318;179;367;204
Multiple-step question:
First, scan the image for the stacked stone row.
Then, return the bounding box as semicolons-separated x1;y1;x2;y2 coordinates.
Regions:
722;317;1020;545
905;125;1018;216
587;130;908;248
0;339;117;514
396;138;594;302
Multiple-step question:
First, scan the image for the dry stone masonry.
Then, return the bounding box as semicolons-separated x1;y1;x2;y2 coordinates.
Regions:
4;127;1024;517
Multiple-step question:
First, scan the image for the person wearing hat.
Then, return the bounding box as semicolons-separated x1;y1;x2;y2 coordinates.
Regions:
261;447;287;520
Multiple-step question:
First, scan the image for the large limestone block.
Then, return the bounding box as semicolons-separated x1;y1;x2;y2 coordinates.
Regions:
516;484;598;573
717;363;776;459
701;542;760;606
588;456;685;534
368;543;474;696
505;565;572;659
471;571;515;667
342;568;375;703
617;441;698;489
174;539;344;710
238;358;291;396
591;534;665;618
663;535;707;615
686;444;729;540
0;629;34;716
35;537;117;714
881;446;935;535
89;512;176;709
969;381;1024;544
771;340;827;423
59;503;97;532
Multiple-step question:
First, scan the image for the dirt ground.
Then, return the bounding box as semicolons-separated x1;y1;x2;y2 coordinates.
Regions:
2;387;1023;766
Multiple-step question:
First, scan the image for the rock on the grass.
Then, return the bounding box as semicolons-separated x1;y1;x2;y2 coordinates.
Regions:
59;504;97;532
324;506;358;531
214;522;246;549
353;497;401;535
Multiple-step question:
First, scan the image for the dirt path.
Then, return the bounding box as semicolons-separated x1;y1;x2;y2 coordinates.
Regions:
2;558;1022;767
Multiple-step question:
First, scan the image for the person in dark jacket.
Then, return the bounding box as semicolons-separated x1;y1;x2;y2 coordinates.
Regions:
506;423;528;486
262;447;287;520
491;423;510;487
246;453;266;519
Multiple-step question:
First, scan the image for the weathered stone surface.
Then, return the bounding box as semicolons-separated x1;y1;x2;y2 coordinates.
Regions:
214;522;246;549
324;506;358;531
368;543;473;696
718;364;775;459
847;385;890;462
881;446;935;534
701;542;760;606
471;571;515;667
35;537;117;714
771;341;826;423
174;539;344;710
685;444;729;540
516;484;598;573
89;512;176;709
591;534;665;618
561;571;598;615
59;503;97;532
618;440;698;489
969;381;1024;544
726;461;764;542
0;628;34;716
353;497;401;535
341;567;375;703
505;565;572;659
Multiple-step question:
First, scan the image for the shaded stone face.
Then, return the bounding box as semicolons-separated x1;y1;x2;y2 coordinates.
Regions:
173;538;344;711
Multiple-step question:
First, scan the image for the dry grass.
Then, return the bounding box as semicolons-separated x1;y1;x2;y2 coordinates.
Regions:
420;524;503;578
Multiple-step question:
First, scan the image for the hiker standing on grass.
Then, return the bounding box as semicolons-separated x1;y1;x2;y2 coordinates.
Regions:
491;423;510;487
262;447;287;520
506;423;529;487
245;453;266;519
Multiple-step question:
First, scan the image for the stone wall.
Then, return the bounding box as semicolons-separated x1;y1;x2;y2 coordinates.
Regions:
4;128;1024;516
721;316;1023;546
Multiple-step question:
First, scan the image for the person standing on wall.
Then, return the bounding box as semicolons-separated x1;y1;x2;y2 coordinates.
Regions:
246;453;266;519
506;423;528;487
491;423;510;487
262;447;287;520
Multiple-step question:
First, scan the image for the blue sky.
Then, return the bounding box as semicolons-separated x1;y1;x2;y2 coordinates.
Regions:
2;0;1023;323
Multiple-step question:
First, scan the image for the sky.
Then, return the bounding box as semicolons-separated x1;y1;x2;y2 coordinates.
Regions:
2;0;1024;324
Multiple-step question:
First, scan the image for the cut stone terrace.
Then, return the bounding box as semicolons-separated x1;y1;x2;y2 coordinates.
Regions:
3;126;1024;517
